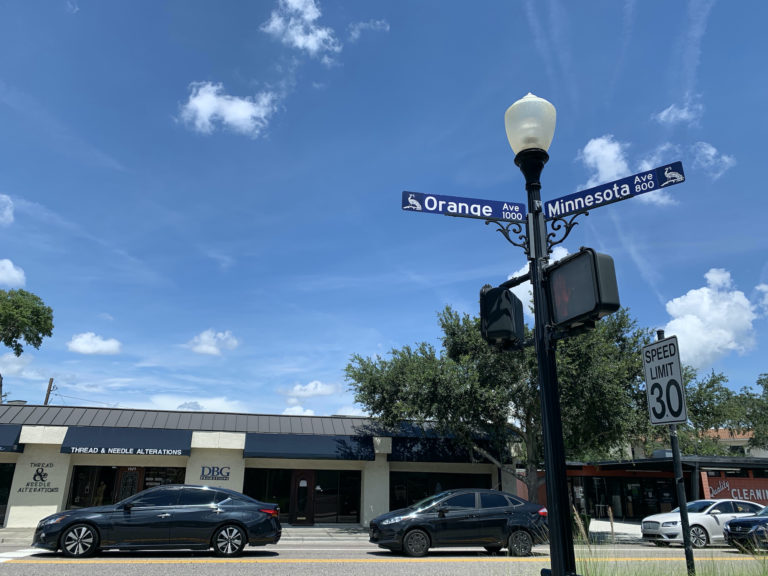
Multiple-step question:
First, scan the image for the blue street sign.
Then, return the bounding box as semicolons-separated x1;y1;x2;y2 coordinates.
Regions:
402;191;526;222
544;161;685;221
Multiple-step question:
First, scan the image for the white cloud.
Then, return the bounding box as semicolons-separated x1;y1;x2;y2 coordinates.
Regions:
653;100;704;127
283;404;315;415
691;141;736;180
67;332;122;355
577;135;630;188
756;284;768;316
186;329;239;356
132;394;248;412
285;379;336;398
348;19;389;42
181;82;278;138
664;269;758;368
334;404;368;416
0;259;25;287
261;0;341;62
0;353;34;377
0;195;14;225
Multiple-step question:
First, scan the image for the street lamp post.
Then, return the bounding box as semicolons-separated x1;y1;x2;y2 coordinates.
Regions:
505;94;578;576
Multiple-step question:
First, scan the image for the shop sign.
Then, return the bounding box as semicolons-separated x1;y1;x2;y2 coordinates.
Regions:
708;478;768;504
18;462;59;494
67;446;184;455
200;466;230;482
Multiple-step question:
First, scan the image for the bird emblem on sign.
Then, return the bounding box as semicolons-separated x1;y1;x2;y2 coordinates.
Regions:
660;165;685;187
403;193;422;211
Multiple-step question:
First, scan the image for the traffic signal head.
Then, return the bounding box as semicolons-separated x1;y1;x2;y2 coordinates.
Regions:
480;285;525;347
546;248;620;330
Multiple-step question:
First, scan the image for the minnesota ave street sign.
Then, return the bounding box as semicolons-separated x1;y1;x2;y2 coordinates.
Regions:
642;335;687;426
544;161;685;221
402;191;526;222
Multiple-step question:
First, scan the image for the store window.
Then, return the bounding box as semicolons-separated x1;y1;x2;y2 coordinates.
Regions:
67;466;185;509
0;463;14;525
389;471;491;510
244;469;361;523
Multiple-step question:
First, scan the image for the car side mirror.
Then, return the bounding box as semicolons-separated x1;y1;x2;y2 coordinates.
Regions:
709;509;720;515
437;507;447;518
122;502;134;512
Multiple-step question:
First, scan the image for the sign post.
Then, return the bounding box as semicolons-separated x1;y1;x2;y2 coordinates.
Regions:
643;331;695;576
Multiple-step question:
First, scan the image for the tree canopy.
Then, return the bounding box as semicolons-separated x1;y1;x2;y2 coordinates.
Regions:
346;306;652;502
0;289;54;402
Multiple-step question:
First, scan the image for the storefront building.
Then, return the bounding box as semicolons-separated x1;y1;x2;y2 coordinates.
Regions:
566;455;768;521
0;404;500;528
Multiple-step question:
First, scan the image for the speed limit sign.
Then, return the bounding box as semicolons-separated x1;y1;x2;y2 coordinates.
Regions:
642;336;687;425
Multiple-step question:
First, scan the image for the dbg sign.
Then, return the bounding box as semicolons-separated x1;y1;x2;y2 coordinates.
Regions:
642;335;687;425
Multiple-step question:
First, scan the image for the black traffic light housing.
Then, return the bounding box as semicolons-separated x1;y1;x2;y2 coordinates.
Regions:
546;247;620;331
480;285;525;348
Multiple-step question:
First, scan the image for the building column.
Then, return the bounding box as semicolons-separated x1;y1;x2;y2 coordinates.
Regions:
6;426;70;527
185;432;246;490
361;437;391;526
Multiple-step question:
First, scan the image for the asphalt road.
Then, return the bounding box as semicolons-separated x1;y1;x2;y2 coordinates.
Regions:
2;534;767;576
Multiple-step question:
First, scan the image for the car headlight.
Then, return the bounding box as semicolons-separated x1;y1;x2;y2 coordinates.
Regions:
41;515;69;526
662;521;678;527
382;515;406;526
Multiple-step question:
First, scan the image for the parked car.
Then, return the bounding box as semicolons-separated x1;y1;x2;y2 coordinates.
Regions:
369;488;548;557
641;499;764;548
724;504;768;551
32;484;281;558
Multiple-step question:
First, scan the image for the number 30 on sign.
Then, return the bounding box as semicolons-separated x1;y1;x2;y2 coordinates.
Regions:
642;336;687;425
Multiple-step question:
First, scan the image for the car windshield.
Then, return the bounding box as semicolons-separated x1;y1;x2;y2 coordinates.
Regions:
671;501;715;514
758;507;768;517
408;493;448;511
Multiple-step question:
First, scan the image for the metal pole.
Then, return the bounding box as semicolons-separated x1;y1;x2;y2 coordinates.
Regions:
516;149;577;576
656;329;695;575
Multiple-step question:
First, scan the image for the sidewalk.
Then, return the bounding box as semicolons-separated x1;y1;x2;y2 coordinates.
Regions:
587;519;642;544
1;521;641;551
0;524;370;551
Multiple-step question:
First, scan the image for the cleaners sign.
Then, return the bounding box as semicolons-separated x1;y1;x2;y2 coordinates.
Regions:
544;162;685;221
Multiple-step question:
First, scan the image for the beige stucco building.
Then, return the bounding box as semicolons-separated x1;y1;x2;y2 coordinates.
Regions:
0;404;510;528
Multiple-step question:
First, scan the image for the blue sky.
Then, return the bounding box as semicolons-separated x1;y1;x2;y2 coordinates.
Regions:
0;0;766;416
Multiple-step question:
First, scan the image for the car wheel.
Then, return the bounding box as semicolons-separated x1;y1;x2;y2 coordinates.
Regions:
508;530;533;556
402;529;430;557
689;525;708;548
484;545;502;554
213;524;246;557
60;524;99;558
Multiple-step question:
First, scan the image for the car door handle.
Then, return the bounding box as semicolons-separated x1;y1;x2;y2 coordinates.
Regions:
157;513;171;518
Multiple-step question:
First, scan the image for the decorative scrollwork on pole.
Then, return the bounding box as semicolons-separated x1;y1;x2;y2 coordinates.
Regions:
546;211;588;254
485;219;528;255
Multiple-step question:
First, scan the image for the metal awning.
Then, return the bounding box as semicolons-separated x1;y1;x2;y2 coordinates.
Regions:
244;433;374;460
0;424;23;453
61;427;192;456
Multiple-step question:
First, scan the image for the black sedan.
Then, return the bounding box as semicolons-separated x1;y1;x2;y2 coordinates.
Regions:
369;488;548;557
32;484;281;557
724;504;768;551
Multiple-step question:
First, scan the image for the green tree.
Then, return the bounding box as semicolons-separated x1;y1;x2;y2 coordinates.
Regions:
0;289;54;402
345;306;651;503
744;373;768;451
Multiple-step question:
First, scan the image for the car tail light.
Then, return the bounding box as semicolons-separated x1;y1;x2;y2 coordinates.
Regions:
538;507;548;517
260;508;279;518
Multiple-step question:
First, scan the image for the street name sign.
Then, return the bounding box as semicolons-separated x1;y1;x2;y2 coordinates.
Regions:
544;161;685;221
402;191;526;222
642;335;687;426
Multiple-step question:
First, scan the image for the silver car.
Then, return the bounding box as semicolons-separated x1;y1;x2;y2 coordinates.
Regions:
642;499;764;548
